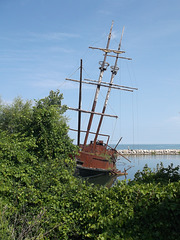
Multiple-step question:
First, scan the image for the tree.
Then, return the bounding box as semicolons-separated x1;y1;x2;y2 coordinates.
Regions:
0;90;78;238
0;91;179;239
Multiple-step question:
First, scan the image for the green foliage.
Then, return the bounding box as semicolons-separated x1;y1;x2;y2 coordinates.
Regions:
0;97;33;134
0;90;78;238
0;202;12;240
133;162;180;184
32;92;72;161
0;91;180;239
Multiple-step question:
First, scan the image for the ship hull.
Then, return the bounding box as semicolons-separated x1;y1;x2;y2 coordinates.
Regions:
75;142;119;177
76;164;111;177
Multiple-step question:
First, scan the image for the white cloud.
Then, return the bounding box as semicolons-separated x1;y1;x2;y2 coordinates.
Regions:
97;9;112;15
30;79;81;90
28;32;80;41
48;46;74;53
167;115;180;126
0;32;80;43
30;79;60;88
111;30;124;40
111;30;118;40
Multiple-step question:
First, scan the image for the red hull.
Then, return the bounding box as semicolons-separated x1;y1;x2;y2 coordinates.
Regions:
78;151;115;169
76;141;118;176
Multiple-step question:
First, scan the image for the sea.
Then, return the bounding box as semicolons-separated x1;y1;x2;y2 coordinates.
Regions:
115;143;180;150
87;144;180;186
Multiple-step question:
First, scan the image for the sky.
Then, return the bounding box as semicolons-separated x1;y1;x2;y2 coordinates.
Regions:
0;0;180;144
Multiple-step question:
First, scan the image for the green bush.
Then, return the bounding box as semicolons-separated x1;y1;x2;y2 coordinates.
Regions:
0;91;179;239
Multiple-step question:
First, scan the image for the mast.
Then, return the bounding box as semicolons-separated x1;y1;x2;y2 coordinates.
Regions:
77;59;82;146
83;21;114;147
93;27;125;149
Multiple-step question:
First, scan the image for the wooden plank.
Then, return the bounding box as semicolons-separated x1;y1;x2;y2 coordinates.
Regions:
68;107;118;118
89;46;125;54
84;78;138;91
66;78;134;92
106;54;132;60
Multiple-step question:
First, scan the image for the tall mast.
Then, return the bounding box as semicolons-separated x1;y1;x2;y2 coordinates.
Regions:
77;59;83;146
83;21;114;147
93;27;125;149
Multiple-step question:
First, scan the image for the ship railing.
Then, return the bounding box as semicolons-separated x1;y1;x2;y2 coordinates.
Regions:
69;128;110;146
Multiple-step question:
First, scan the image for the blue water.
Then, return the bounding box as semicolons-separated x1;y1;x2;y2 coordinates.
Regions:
115;144;180;150
86;144;180;186
116;144;180;180
117;154;180;181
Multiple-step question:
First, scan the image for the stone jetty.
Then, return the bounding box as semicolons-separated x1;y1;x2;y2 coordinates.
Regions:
118;149;180;155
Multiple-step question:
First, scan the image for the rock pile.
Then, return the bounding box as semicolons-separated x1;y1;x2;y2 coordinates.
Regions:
117;149;180;155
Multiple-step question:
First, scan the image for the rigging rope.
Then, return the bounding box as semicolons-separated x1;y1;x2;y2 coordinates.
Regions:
67;66;80;79
131;93;135;145
111;117;118;144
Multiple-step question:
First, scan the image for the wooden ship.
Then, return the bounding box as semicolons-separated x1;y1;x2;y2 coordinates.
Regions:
66;21;137;177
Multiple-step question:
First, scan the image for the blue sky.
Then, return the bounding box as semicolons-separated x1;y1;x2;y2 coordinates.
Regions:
0;0;180;144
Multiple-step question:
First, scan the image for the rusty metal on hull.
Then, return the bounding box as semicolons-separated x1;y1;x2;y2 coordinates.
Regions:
78;151;115;170
76;141;123;176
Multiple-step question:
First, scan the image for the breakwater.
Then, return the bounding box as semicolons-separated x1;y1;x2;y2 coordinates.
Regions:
118;149;180;155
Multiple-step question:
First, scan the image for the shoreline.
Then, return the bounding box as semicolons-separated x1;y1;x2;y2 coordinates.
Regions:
117;149;180;155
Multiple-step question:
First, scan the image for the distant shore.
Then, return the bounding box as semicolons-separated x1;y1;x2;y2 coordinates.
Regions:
117;149;180;155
